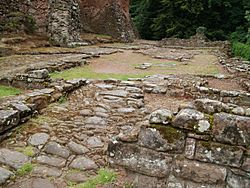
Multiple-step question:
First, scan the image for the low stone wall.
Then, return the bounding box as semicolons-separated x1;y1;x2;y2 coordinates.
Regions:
159;35;231;56
108;99;250;187
0;78;87;140
137;75;250;107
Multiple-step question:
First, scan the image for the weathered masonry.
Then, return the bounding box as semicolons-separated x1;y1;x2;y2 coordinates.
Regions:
0;0;136;45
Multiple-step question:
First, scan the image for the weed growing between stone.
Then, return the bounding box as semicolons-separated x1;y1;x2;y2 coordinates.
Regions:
58;95;68;104
16;163;33;176
0;85;21;98
75;168;117;188
15;146;35;157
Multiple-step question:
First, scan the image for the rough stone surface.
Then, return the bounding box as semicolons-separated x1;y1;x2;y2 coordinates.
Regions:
69;156;98;170
138;127;185;153
86;137;104;148
242;158;250;172
195;141;244;167
32;166;62;177
108;142;173;178
173;109;205;130
194;99;230;114
28;133;50;146
117;125;140;142
6;178;56;188
36;155;66;167
85;116;106;126
213;113;250;146
44;142;70;158
149;109;173;124
68;141;89;154
0;110;19;133
47;0;81;46
0;167;13;185
185;138;196;159
0;149;30;169
232;106;245;116
79;0;136;41
226;171;250;188
65;172;89;183
173;159;227;184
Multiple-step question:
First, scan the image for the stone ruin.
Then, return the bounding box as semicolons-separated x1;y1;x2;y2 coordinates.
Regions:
0;1;250;187
0;0;136;46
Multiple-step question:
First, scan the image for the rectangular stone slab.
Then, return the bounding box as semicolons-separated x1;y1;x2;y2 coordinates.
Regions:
0;110;19;134
108;141;173;178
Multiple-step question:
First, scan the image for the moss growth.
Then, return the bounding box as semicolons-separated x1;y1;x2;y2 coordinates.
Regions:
15;146;35;157
0;85;21;98
150;124;183;143
200;141;212;149
75;168;117;188
16;163;33;176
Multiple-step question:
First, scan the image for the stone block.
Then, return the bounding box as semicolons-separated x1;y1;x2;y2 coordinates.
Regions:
108;141;173;178
173;159;227;184
213;113;250;146
0;109;19;133
138;126;186;153
195;141;243;167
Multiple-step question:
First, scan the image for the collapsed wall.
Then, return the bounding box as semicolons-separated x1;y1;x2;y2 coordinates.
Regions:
0;0;136;45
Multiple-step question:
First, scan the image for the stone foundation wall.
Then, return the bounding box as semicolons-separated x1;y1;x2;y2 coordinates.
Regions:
108;100;250;187
0;78;87;140
159;34;231;56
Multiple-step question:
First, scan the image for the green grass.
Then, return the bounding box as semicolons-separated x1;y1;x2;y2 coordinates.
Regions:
75;168;117;188
58;95;68;104
0;85;21;98
232;42;250;61
51;66;149;81
15;146;35;157
16;163;33;176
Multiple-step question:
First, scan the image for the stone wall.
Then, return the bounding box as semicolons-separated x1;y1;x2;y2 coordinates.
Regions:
159;34;231;56
78;0;136;42
0;0;48;34
108;100;250;187
47;0;81;46
0;0;136;44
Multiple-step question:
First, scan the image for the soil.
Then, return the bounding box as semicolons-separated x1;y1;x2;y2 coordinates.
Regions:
89;50;222;76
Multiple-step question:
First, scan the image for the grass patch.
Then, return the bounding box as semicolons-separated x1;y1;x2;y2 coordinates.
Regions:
15;146;35;157
51;66;149;81
16;163;33;176
75;168;117;188
0;85;21;98
232;42;250;61
58;95;68;104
